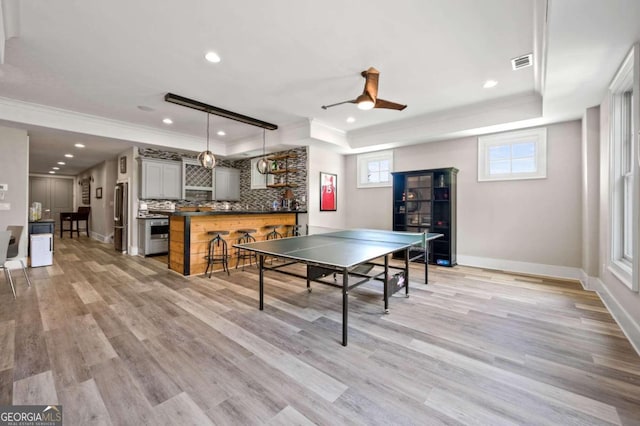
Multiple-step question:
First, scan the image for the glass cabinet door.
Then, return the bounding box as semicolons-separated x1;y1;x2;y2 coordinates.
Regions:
405;174;432;232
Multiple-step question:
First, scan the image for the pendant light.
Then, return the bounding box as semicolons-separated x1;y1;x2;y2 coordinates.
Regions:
198;112;216;169
256;129;269;174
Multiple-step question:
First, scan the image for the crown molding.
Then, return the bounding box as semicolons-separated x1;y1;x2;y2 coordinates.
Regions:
0;96;226;154
347;92;543;149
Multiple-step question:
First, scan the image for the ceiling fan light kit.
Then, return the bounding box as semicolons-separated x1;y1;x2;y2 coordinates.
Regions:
321;67;407;111
356;94;375;110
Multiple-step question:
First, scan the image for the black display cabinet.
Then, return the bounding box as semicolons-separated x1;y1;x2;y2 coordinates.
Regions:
392;167;458;266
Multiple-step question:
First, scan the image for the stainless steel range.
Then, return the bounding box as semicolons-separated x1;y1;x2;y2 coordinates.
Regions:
138;217;169;256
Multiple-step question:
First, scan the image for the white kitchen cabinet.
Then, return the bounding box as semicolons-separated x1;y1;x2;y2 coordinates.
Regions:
215;167;240;201
139;158;182;199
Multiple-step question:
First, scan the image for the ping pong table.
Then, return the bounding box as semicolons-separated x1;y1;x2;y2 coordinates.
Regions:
234;229;443;346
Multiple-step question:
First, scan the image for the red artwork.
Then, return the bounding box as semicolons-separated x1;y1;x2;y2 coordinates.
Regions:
320;172;337;211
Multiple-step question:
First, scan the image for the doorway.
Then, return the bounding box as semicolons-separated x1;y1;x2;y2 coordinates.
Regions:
29;176;74;223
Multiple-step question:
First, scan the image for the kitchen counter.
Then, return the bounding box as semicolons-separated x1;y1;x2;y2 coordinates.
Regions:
168;209;307;216
168;210;305;276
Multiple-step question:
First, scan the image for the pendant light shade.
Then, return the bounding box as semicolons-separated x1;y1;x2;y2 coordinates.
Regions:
256;129;269;174
199;113;216;169
198;150;216;169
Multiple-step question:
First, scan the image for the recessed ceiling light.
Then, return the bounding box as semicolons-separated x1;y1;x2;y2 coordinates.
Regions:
64;154;74;158
57;161;65;165
137;105;154;112
52;167;60;170
205;51;221;63
162;118;173;125
74;143;85;148
346;117;356;123
217;130;226;136
483;80;498;89
49;171;55;174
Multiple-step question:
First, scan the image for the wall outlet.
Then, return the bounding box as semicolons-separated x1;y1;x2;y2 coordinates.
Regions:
0;203;10;210
0;184;7;191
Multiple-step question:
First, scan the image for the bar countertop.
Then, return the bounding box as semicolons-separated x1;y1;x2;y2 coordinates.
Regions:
158;210;307;217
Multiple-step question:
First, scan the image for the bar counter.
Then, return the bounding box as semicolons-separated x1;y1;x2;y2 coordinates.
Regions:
168;210;306;276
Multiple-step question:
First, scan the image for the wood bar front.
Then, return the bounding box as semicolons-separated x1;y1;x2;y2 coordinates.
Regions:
169;211;300;276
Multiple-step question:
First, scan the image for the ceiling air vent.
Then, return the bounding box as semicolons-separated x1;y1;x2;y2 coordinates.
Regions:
511;54;533;70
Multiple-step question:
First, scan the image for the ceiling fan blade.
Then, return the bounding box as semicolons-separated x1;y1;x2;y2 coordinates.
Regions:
374;98;407;110
362;67;380;101
321;99;357;110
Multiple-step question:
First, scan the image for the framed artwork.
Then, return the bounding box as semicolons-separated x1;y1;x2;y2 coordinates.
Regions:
120;156;127;174
320;172;337;211
96;187;103;199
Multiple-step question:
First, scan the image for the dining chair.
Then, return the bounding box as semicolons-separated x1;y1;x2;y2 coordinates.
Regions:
6;225;32;287
0;231;16;298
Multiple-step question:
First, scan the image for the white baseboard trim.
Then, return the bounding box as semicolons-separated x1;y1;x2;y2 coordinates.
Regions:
90;231;111;243
590;278;640;356
457;255;583;282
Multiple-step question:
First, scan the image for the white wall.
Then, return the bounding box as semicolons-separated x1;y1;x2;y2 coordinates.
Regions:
0;126;29;260
345;120;583;276
78;158;118;242
307;145;346;231
582;106;600;279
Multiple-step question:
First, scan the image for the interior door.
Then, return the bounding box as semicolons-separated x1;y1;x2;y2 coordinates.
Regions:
29;177;50;213
28;177;73;222
51;178;73;221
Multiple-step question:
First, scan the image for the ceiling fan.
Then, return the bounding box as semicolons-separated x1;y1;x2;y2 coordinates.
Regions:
321;67;407;111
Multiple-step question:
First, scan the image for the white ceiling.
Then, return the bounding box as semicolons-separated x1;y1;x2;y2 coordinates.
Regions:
0;0;638;175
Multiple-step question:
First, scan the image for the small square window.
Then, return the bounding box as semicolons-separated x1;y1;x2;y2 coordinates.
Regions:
357;150;394;188
478;128;547;182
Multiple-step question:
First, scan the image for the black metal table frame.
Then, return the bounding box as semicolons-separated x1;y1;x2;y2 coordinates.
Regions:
254;245;416;346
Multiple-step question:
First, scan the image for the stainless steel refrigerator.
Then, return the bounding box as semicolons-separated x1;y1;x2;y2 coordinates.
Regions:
114;182;128;252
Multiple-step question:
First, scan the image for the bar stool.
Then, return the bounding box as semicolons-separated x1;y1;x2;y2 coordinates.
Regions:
263;225;283;240
263;224;283;264
235;229;257;271
204;230;230;277
288;224;306;237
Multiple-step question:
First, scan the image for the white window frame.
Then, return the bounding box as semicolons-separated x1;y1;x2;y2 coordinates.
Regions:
356;150;393;188
477;128;547;182
608;46;637;290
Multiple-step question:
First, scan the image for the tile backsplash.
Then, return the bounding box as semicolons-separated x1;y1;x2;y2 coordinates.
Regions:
138;146;308;211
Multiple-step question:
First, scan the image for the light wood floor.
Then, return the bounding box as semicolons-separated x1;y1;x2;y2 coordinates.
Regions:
1;236;640;425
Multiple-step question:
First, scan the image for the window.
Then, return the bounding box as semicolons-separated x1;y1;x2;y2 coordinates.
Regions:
478;128;547;182
609;47;636;289
622;91;634;261
357;150;393;188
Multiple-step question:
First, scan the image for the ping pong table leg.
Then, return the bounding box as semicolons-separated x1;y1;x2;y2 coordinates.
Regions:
424;242;429;284
259;254;264;310
384;255;389;314
342;267;348;346
405;247;411;296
